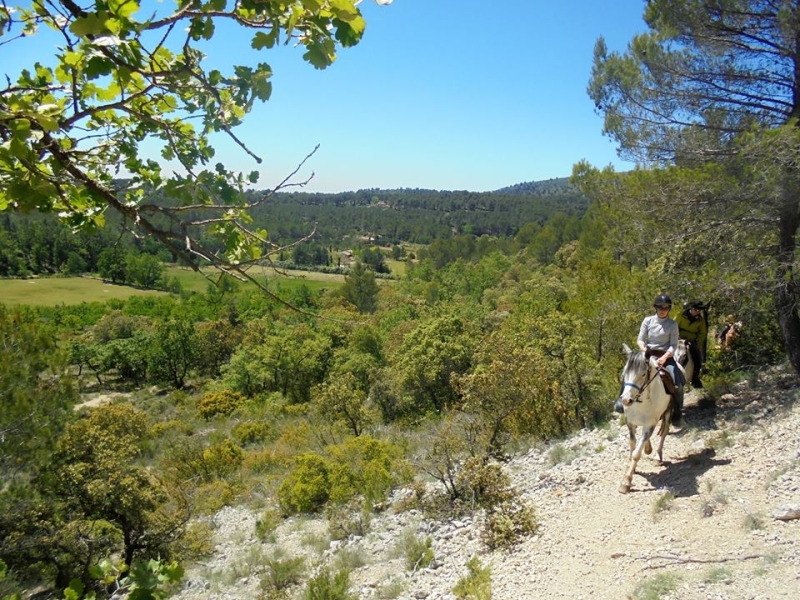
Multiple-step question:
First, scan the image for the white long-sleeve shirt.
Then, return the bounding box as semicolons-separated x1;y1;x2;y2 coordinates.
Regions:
638;314;679;355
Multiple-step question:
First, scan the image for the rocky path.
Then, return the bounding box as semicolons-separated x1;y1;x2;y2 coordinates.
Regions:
174;368;800;600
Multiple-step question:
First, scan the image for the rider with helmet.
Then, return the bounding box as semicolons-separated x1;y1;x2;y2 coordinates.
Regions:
630;294;685;427
676;300;708;388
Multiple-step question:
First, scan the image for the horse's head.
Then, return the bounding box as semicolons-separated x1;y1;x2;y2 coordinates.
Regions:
618;344;650;408
674;339;688;366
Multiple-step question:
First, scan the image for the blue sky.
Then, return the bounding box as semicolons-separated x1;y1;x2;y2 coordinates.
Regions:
3;0;649;193
208;0;649;192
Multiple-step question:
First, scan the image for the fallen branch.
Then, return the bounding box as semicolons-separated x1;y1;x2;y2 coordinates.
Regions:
635;552;764;571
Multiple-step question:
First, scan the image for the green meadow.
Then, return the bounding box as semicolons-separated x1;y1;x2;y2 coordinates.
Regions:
0;268;347;307
166;266;346;295
0;276;166;307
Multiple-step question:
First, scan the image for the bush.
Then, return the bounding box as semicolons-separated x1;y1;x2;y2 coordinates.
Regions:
242;447;293;475
453;556;492;600
197;389;244;419
255;508;282;542
327;435;410;506
303;567;356;600
202;439;245;478
168;520;215;563
194;480;239;513
232;421;272;445
326;498;372;541
261;553;306;597
482;500;538;551
278;437;409;515
455;457;515;509
278;453;331;515
395;529;434;572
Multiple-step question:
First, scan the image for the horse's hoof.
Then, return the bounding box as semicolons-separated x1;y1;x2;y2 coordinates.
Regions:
618;484;631;494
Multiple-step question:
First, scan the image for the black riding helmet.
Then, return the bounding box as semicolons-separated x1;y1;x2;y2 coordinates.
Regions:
653;294;672;308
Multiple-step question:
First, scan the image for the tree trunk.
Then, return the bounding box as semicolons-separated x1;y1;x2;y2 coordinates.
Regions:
776;192;800;376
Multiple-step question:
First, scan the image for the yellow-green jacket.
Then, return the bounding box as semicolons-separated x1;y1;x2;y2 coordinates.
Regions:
676;309;707;346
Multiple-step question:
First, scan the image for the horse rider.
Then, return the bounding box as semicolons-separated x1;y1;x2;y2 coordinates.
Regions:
615;294;685;427
676;300;708;389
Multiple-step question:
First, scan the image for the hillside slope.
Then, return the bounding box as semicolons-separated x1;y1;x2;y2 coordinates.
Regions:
173;367;800;600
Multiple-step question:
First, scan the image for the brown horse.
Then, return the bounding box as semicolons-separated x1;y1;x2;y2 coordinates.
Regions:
719;321;743;350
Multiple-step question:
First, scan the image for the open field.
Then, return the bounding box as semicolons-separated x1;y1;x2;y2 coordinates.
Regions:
0;276;166;306
166;266;346;295
0;268;348;307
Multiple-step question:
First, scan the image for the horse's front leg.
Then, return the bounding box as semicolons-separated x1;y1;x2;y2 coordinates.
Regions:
619;425;654;494
627;422;636;453
655;411;670;464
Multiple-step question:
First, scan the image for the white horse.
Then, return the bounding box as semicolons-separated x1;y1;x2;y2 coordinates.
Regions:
617;344;673;494
675;339;694;386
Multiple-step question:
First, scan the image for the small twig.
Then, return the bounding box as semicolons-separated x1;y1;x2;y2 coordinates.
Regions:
635;552;764;571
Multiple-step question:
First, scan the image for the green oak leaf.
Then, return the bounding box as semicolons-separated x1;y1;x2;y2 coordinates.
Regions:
69;13;111;37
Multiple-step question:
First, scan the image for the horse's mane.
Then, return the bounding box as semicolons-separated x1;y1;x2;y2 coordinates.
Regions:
625;349;649;375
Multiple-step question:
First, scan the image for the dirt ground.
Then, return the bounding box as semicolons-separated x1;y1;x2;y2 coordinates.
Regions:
173;366;800;600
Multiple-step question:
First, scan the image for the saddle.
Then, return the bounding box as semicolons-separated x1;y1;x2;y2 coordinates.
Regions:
659;370;676;394
646;349;677;394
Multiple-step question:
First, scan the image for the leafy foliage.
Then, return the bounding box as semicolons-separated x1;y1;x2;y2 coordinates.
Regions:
278;435;406;515
0;0;390;304
303;566;356;600
481;499;538;551
588;1;800;375
395;529;434;572
278;453;332;515
197;390;245;419
452;556;492;600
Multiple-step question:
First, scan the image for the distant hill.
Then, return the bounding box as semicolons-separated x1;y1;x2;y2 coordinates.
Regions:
493;177;574;195
246;179;590;245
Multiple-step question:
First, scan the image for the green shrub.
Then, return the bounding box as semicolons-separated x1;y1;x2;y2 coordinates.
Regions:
255;508;283;542
197;389;244;419
260;554;306;596
232;420;273;445
150;419;194;438
326;498;372;541
243;447;293;474
332;547;367;572
377;577;406;599
482;500;538;551
168;520;215;563
194;480;239;513
327;435;410;506
453;556;492;600
202;439;245;478
395;529;434;571
632;572;680;600
547;443;580;466
455;457;514;509
651;489;675;521
303;567;356;600
278;453;331;514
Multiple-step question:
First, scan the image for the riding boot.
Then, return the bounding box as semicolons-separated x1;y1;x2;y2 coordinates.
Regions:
691;366;703;389
613;383;624;414
672;386;685;427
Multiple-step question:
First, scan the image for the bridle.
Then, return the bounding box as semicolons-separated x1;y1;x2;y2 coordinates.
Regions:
621;362;663;404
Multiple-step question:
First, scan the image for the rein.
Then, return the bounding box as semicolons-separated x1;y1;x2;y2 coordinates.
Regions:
623;364;664;403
